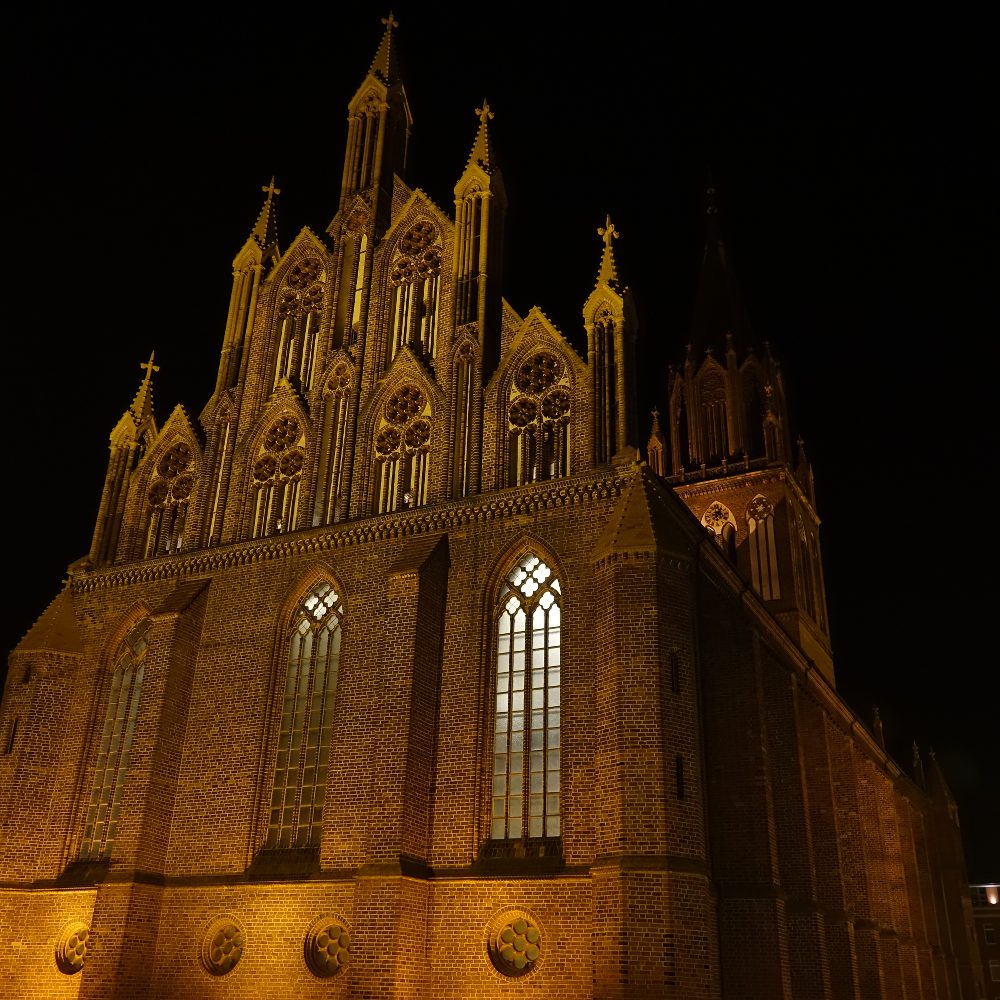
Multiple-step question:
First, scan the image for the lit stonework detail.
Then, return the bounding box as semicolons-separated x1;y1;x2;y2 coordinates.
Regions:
389;220;442;358
55;922;90;975
487;911;543;979
275;256;325;390
252;414;306;538
374;385;432;513
201;917;245;976
304;915;352;978
145;440;197;557
507;352;571;486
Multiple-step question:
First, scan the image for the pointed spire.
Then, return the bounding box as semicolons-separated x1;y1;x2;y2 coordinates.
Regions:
872;706;885;749
368;11;402;84
250;177;280;253
130;352;159;427
912;741;926;788
466;100;499;175
596;214;622;290
647;407;666;476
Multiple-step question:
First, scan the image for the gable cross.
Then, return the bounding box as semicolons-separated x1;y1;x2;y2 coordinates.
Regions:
262;176;281;201
598;214;619;249
476;101;494;126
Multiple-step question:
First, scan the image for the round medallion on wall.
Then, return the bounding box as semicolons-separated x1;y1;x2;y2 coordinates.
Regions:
55;921;90;975
200;915;245;976
485;908;544;980
304;914;352;978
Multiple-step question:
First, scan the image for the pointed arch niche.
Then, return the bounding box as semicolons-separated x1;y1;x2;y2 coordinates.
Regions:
372;383;433;514
489;551;562;843
143;439;198;558
273;256;326;392
387;219;443;360
78;617;152;860
746;494;780;600
264;577;344;850
701;500;737;563
250;412;308;538
314;361;355;525
505;351;572;487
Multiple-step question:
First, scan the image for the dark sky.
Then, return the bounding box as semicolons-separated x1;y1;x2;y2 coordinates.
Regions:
4;7;997;879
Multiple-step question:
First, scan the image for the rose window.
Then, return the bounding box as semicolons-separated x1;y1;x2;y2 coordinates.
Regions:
508;398;537;427
748;495;773;520
254;455;279;481
148;480;169;505
171;474;194;501
403;418;431;450
327;363;352;396
304;916;352;979
515;353;562;393
486;913;543;979
400;220;437;255
542;388;571;420
157;442;192;479
385;386;426;424
264;416;300;452
287;257;321;288
375;427;402;456
201;918;245;976
55;922;90;975
279;449;305;477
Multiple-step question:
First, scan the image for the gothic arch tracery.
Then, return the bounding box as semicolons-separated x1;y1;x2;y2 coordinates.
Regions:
274;256;326;391
372;383;433;513
388;220;443;359
505;350;572;487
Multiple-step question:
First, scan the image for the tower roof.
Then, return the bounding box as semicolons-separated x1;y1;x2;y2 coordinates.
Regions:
688;183;753;359
250;176;280;254
368;11;402;85
595;214;622;291
466;100;500;176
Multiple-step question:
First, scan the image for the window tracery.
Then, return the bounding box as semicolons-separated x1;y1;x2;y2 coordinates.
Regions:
317;363;353;524
144;441;197;557
388;221;442;359
252;414;306;538
506;352;571;487
702;500;737;562
373;384;432;513
275;257;325;390
747;494;780;599
265;582;343;850
79;619;151;860
491;554;561;841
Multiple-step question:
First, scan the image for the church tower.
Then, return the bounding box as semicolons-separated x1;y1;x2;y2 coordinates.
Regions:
652;184;834;682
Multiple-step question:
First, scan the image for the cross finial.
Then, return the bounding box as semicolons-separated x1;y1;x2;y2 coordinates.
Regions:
651;405;660;419
475;100;494;126
382;11;398;29
140;352;160;380
262;176;281;201
598;214;619;248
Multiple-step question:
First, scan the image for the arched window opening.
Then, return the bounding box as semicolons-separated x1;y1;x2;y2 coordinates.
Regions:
79;619;151;860
452;342;475;498
273;257;325;392
388;222;442;360
252;415;306;538
265;582;343;850
456;191;483;326
491;554;561;842
593;308;618;465
700;369;728;462
747;495;780;600
702;501;738;560
316;364;353;525
506;353;571;487
144;441;197;558
373;384;432;514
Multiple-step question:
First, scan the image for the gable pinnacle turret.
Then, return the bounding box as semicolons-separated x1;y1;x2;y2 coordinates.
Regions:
130;351;159;427
250;176;280;253
596;214;622;290
368;11;401;84
466;100;498;175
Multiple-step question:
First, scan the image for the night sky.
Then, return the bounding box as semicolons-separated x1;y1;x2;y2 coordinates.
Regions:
5;7;996;879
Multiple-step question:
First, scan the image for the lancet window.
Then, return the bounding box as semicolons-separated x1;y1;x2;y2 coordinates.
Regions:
506;352;571;487
372;384;432;514
747;494;780;599
455;188;484;326
265;582;343;850
491;554;562;841
592;306;618;464
452;341;476;498
144;441;197;557
275;257;325;391
702;500;737;562
700;368;729;462
78;619;151;860
388;221;442;360
315;363;353;524
251;415;307;538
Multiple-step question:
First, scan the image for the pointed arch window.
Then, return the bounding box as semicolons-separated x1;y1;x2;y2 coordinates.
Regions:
274;257;325;392
700;368;729;462
388;221;442;360
702;501;737;563
592;306;618;464
452;341;476;499
747;495;780;599
506;352;571;487
251;415;306;538
315;364;353;525
373;385;432;513
265;582;343;850
79;619;151;860
456;188;484;327
144;441;197;557
491;554;561;841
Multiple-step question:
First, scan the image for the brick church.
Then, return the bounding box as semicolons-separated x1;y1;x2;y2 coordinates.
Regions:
0;14;983;999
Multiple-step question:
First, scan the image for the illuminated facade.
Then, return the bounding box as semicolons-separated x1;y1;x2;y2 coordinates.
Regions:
972;884;1000;998
0;15;982;999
